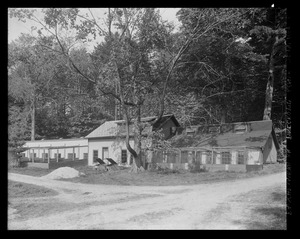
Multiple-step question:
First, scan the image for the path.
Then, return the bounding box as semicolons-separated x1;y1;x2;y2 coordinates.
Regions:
8;172;286;229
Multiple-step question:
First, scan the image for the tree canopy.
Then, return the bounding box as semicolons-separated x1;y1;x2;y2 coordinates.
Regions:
8;7;288;162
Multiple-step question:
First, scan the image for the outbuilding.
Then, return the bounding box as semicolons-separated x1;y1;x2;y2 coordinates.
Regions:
153;120;280;172
21;138;88;169
85;114;180;166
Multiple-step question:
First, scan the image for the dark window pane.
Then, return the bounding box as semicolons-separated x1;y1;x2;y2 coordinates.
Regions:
121;150;127;163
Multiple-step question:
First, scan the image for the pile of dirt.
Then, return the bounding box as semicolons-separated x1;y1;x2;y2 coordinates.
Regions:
41;167;85;180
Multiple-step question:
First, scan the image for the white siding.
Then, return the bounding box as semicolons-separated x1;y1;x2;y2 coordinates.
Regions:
247;150;263;165
263;136;277;163
88;138;134;166
231;151;238;164
269;138;277;163
23;139;88;160
201;153;207;164
215;153;221;164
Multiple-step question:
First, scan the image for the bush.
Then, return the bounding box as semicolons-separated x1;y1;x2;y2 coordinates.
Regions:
277;140;288;163
8;151;20;168
156;166;182;174
188;161;208;173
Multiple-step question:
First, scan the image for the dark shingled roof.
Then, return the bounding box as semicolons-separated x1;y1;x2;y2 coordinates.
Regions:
171;120;279;150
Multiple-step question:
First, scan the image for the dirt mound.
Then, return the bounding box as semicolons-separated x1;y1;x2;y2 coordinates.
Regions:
41;167;85;180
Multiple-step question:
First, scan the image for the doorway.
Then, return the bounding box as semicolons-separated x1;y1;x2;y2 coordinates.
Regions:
102;147;109;159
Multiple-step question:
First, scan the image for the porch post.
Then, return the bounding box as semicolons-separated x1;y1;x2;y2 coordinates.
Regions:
49;146;51;162
180;149;182;164
64;144;66;159
32;149;35;163
78;145;80;160
43;148;45;162
48;148;50;164
73;147;75;161
56;148;59;162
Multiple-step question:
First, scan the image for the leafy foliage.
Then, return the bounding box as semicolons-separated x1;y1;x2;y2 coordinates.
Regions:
8;8;288;165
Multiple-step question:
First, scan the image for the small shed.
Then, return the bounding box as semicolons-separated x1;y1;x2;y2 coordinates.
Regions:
154;120;279;172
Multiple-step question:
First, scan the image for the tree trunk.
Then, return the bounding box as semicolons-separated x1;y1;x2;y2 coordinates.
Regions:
31;97;35;141
117;72;144;173
130;103;145;173
221;107;226;124
263;36;278;121
263;72;274;121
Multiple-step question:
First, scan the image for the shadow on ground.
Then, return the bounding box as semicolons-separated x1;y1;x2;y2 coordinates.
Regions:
234;188;286;230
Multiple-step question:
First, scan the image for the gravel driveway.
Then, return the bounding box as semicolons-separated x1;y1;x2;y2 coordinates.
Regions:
8;172;286;229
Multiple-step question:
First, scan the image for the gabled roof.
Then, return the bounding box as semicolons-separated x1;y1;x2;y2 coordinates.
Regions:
171;120;279;150
85;114;179;139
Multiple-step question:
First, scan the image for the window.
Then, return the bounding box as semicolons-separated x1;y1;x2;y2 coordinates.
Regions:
213;152;221;164
186;127;196;136
68;153;76;160
196;151;202;164
121;150;127;163
30;153;36;159
209;126;220;134
238;151;245;164
42;153;48;159
54;153;61;159
83;153;88;160
163;151;168;163
170;127;177;136
206;151;212;164
181;151;188;163
221;152;231;164
93;150;98;162
234;124;247;134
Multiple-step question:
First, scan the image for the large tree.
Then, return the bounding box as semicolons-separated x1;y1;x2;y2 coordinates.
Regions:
8;34;55;142
10;8;285;170
171;8;287;126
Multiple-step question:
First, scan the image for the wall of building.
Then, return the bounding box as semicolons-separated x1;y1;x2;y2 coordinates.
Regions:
23;138;88;160
204;164;247;172
26;159;88;169
263;135;277;163
87;138;134;166
247;149;263;165
155;163;247;172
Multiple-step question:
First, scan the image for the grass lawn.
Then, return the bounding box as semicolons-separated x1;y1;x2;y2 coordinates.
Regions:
231;184;287;230
8;163;286;186
9;167;53;177
8;180;83;221
8;181;58;198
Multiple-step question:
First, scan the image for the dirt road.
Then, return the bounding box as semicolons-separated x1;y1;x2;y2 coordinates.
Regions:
8;172;286;229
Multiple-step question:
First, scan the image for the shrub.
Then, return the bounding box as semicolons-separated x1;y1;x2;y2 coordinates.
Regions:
188;161;209;173
156;166;182;174
8;150;20;168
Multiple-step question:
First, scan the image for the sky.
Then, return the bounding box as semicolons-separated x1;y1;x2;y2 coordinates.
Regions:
8;8;181;45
